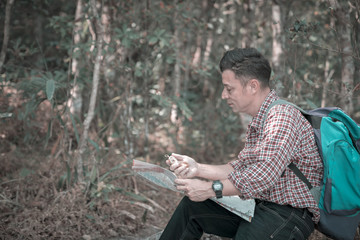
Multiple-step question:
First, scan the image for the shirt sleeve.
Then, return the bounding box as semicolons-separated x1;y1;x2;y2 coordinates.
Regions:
228;106;301;199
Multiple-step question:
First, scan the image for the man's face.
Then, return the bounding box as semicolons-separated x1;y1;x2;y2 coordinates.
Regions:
221;70;253;114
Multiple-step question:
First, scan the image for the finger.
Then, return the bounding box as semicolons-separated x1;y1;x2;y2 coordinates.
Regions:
174;164;188;175
169;161;182;171
177;166;190;177
165;159;171;166
176;184;188;192
180;167;190;177
174;178;186;185
168;156;178;164
171;153;185;160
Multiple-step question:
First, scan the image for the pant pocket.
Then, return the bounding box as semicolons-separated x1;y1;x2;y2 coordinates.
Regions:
288;226;305;240
259;203;311;240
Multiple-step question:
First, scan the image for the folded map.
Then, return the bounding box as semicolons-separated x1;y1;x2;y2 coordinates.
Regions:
132;159;255;222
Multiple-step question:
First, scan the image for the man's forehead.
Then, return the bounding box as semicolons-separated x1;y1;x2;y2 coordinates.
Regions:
222;70;241;83
222;76;237;86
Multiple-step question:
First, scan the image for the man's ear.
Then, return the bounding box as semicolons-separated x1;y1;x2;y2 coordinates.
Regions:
248;79;260;93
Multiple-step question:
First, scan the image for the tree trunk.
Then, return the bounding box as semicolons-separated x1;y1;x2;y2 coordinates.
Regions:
77;0;104;182
124;77;134;159
191;0;207;68
67;0;83;117
321;58;335;108
271;0;284;97
331;0;354;114
171;2;181;125
351;0;360;111
240;0;254;48
0;0;15;73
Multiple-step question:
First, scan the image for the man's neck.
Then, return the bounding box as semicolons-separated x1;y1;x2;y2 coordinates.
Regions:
249;88;271;117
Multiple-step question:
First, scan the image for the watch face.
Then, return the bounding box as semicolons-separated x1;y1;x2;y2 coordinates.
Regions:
213;182;222;191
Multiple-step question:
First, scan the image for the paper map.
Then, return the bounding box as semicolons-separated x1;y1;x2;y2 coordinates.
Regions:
132;159;255;222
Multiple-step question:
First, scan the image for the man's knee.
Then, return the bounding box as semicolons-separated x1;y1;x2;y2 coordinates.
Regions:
176;196;213;215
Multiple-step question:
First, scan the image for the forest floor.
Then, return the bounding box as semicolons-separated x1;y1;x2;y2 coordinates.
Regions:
0;144;359;240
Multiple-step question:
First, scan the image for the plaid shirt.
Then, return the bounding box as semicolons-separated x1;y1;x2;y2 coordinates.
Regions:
228;90;323;223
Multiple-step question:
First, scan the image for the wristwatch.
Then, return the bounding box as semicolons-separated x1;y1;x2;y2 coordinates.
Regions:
212;180;223;199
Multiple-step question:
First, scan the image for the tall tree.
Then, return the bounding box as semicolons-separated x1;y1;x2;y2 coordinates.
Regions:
67;0;84;117
271;0;285;97
330;0;355;114
0;0;15;73
76;0;104;182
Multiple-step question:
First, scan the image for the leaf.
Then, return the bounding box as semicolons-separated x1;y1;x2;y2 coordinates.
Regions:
66;161;72;187
88;138;100;152
19;168;35;177
89;165;98;184
44;119;52;148
58;174;67;190
99;159;131;182
122;38;131;48
46;79;55;100
172;96;193;120
160;29;166;35
148;36;158;45
115;187;147;202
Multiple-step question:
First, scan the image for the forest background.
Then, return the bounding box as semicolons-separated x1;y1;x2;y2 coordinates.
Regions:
1;0;360;239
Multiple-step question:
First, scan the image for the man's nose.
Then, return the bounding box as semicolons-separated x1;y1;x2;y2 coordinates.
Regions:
221;89;228;99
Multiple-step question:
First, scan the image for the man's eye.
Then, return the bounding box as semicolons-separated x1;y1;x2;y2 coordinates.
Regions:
227;88;232;93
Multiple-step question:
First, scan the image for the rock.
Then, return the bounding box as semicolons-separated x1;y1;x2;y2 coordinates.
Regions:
108;229;118;237
82;234;91;240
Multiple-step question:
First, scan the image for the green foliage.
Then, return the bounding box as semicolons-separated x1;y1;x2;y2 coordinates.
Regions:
19;168;35;178
287;19;319;40
151;94;193;121
147;29;172;48
114;24;141;49
48;15;74;39
87;159;133;203
45;79;55;101
58;160;78;190
16;70;68;130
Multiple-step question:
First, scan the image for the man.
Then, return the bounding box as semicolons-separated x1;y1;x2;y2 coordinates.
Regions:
159;48;323;240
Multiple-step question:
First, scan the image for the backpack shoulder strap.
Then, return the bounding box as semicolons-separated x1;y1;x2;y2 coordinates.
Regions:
288;162;313;190
263;99;307;129
268;99;307;114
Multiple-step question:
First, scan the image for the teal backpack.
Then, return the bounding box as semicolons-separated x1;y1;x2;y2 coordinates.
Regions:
266;99;360;240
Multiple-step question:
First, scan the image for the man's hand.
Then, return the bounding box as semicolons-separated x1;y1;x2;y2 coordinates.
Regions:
175;178;214;202
166;153;198;178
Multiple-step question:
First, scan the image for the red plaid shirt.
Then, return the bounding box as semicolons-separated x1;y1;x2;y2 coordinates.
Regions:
228;90;323;222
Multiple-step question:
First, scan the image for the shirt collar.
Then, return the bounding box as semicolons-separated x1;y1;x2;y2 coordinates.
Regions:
250;89;279;130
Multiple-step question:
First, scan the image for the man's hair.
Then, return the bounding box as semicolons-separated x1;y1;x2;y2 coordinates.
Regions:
219;48;271;88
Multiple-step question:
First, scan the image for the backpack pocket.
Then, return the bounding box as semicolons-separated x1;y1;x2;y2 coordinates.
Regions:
321;136;360;216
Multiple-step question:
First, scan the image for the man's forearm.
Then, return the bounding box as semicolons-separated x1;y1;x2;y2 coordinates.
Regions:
195;163;242;197
196;163;234;180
